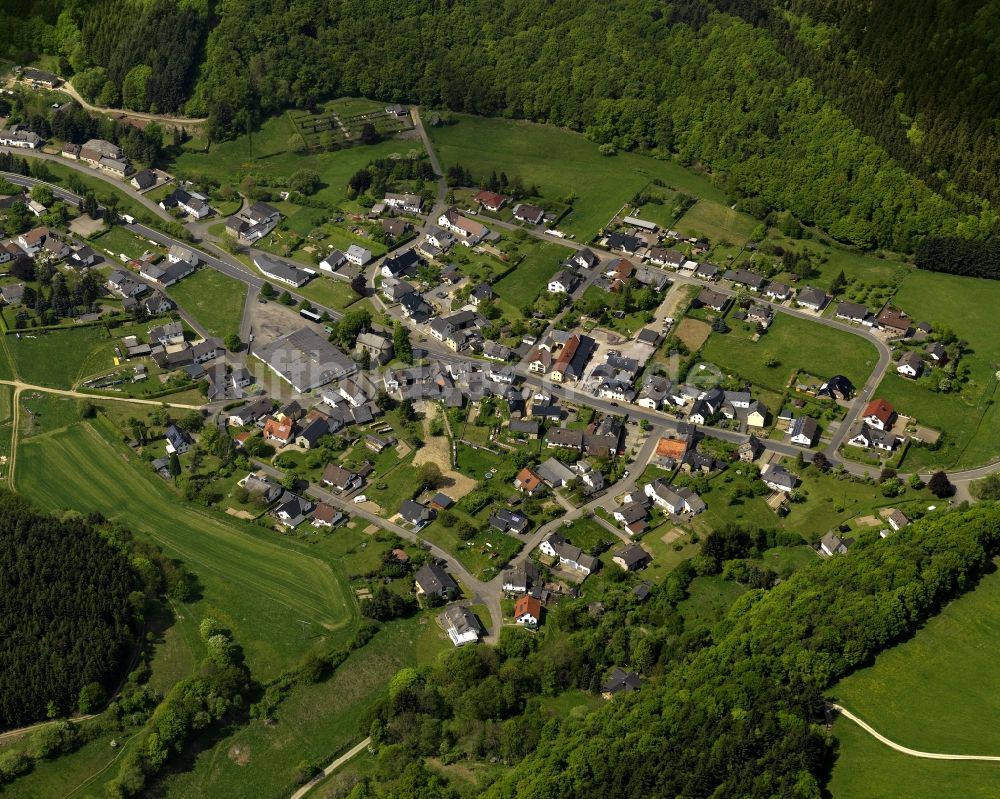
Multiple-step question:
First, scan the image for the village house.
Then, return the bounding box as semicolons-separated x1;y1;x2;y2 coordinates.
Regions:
440;604;482;646
311;503;345;529
848;424;900;452
474;190;507;211
164;424;192;455
877;307;912;337
438;207;490;245
896;350;924;378
538;533;599;575
863;398;896;431
644;478;706;515
514;594;543;627
789;416;818;447
383;192;423;213
415;562;457;600
601;668;641;698
796;286;829;311
514;467;546;496
613;543;652;572
226;201;281;243
762;464;798;493
513;203;545;225
820;532;854;556
252;254;310;287
696;287;729;313
502;560;540;594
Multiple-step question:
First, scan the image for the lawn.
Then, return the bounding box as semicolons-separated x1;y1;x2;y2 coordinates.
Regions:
828;715;1000;799
674;198;757;245
492;239;566;312
699;313;879;393
886;269;1000;470
429;114;726;240
834;564;1000;755
160;615;447;799
30;160;154;223
873;371;990;471
166;267;248;339
6;324;114;388
677;575;748;628
170;112;425;210
90;224;159;261
15;413;358;678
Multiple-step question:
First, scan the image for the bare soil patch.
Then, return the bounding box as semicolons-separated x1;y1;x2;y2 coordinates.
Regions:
228;744;251;766
675;318;712;351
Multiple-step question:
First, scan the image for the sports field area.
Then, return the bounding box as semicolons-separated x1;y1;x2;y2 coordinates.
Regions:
428;114;726;239
15;413;357;677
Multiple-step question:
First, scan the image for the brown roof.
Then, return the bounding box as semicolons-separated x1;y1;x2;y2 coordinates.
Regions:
877;307;911;331
474;190;506;208
391;548;409;562
312;503;339;524
21;227;49;246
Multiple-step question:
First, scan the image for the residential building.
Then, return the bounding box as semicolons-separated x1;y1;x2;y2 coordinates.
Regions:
862;399;896;431
415;562;457;599
613;544;651;572
538;533;599;575
400;499;435;529
789;416;818;447
513;203;545;224
897;350;923;378
253;254;310;287
164;424;192;455
847;424;899;452
696;288;729;312
514;595;542;627
820;532;853;556
321;463;362;493
796;286;829;311
762;464;797;493
474;190;507;211
383;192;423;213
438;207;489;245
440;605;482;645
601;668;641;698
501;561;539;594
515;467;546;496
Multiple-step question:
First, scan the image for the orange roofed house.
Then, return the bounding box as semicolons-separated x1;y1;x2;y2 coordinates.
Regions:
514;467;545;496
263;417;294;444
654;436;688;468
514;594;542;627
862;399;896;431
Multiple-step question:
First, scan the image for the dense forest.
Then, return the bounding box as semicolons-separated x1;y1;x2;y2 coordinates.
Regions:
7;0;999;252
340;504;1000;798
0;493;140;728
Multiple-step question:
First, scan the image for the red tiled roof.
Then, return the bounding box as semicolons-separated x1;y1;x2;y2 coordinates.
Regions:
514;594;542;620
863;399;894;423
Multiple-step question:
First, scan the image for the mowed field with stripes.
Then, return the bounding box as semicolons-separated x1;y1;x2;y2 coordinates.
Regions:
15;414;357;678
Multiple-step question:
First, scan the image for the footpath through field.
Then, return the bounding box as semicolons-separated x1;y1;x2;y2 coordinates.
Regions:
834;705;1000;762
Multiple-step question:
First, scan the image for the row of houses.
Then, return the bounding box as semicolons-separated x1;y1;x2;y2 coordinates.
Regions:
61;138;131;178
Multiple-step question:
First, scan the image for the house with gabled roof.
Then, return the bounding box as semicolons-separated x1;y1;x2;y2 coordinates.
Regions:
440;604;481;645
415;562;457;599
863;399;896;431
514;594;543;627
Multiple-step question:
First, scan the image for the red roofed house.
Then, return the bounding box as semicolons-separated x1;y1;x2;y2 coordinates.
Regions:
474;190;507;212
311;503;343;528
654;437;688;466
514;594;542;627
862;399;896;431
263;417;295;444
514;467;546;496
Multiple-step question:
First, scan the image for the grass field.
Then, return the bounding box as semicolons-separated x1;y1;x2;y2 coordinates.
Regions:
16;413;358;678
834;564;1000;754
887;270;1000;470
166;268;248;339
700;313;878;393
170;113;424;210
429;114;726;239
6;325;112;388
674;199;757;245
33;161;154;223
161;615;447;799
492;240;566;311
828;716;1000;798
90;225;159;261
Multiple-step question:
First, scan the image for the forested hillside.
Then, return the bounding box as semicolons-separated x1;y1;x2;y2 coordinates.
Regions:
718;0;1000;213
0;493;140;728
7;1;998;251
343;505;1000;799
